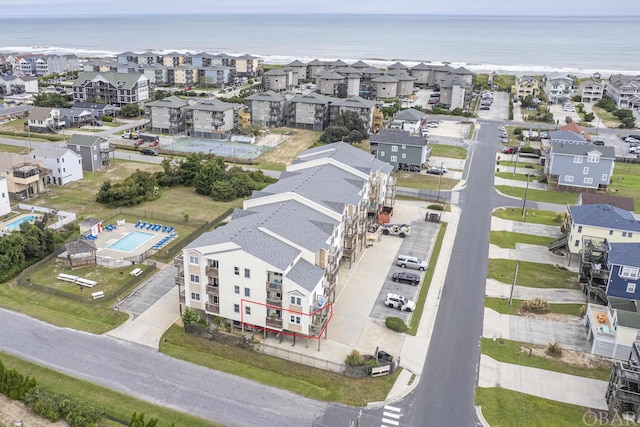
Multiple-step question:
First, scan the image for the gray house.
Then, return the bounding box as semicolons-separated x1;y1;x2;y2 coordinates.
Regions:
370;129;431;171
286;92;333;131
545;140;615;192
66;134;115;172
390;108;426;134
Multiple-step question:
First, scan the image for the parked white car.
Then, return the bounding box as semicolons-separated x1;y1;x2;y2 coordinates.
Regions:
384;293;416;312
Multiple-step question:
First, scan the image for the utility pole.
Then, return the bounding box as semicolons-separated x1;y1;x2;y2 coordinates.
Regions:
521;173;530;219
513;152;519;176
437;161;443;202
509;260;520;306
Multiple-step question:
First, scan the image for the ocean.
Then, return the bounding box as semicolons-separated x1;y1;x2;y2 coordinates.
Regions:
1;14;639;76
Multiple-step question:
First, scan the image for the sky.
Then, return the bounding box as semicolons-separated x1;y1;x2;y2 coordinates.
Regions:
2;0;637;16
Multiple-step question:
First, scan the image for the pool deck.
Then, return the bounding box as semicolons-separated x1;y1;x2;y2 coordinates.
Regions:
94;221;171;261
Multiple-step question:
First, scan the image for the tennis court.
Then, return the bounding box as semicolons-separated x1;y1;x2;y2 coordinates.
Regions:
163;137;270;159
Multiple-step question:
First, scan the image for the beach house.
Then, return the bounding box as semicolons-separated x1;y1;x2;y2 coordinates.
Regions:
0;153;48;201
66;134;115;172
31;145;83;185
0;177;10;216
606;74;640;110
370;129;431;171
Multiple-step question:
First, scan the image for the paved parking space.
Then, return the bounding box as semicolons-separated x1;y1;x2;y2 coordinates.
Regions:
477;91;510;121
370;220;438;323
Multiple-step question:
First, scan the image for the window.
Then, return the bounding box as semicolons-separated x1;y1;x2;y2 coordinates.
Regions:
190;292;200;301
390;155;397;162
244;287;250;297
244;268;250;278
583;167;589;175
583;177;593;184
574;240;579;247
621;267;640;280
289;315;301;324
573;156;583;164
234;304;240;313
627;283;636;293
402;145;406;149
609;230;614;236
234;285;240;295
391;145;398;152
602;174;608;181
564;175;574;182
380;151;385;157
587;155;599;163
245;306;251;316
290;296;302;306
401;153;406;159
234;266;240;276
189;255;199;265
190;274;200;283
623;232;634;238
577;226;582;233
208;259;219;268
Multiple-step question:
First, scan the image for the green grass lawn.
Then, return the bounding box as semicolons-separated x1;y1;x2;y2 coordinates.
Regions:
429;143;467;159
492;207;565;226
408;223;447;335
495;185;580;205
476;387;592;427
0;281;127;334
254;161;287;171
0;142;31;154
494;171;542;182
592;105;621;128
485;297;584;317
489;231;555;248
609;162;640;207
487;259;579;289
393;172;458;191
495;160;544;170
159;325;398;406
480;338;611;381
0;352;219;426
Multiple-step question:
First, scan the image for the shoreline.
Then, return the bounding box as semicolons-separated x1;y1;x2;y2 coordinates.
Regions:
2;46;640;78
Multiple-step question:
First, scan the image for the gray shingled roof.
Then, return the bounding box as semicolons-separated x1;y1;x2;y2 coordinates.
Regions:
608;296;640;329
246;90;285;102
295;141;393;175
551;140;615;158
393;108;426;122
66;134;107;147
73;102;116;111
330;59;348;67
289;92;333;105
184;99;240;112
32;144;74;158
393;72;415;81
361;67;383;75
350;60;370;69
307;59;326;66
258;164;365;213
569;204;640;231
550;130;587;143
372;74;398;83
317;70;345;80
388;62;409;69
246;200;338;252
146;95;189;108
28;106;52;121
264;68;287;76
285;258;325;292
609;242;640;268
455;67;474;75
74;71;146;91
287;60;307;67
411;63;433;71
370;129;427;147
65;239;97;255
335;66;360;75
186;216;301;271
329;96;378;109
79;218;102;227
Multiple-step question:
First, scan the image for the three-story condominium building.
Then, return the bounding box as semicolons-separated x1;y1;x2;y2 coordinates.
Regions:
184;98;241;139
177;142;395;341
145;95;189;135
72;72;150;107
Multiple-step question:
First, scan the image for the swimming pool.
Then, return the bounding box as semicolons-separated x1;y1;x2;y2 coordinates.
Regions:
107;231;155;253
6;215;37;230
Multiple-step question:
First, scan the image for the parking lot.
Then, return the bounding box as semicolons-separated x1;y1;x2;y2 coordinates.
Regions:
476;91;510;121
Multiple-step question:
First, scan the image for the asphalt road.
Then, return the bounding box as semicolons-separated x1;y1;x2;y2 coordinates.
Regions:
0;308;330;427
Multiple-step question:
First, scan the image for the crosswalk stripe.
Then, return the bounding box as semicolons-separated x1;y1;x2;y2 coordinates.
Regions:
384;405;401;412
382;419;400;426
383;411;400;419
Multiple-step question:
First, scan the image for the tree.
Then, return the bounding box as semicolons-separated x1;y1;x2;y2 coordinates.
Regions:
319;125;349;144
33;93;71;108
210;180;237;201
119;104;142;117
319;110;368;144
181;308;199;326
583;112;595;122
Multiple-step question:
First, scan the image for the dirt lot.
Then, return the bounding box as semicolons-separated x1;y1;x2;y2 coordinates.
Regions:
256;129;320;166
0;395;68;427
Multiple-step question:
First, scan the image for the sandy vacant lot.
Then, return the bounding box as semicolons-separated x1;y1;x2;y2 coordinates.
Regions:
257;129;319;166
0;395;68;427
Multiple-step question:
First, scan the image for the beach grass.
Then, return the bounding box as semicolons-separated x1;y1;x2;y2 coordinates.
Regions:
591;105;622;128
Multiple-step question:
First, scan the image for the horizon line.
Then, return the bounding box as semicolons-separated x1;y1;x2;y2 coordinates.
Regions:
2;12;639;18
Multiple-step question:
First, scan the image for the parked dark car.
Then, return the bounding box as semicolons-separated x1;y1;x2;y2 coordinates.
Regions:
427;167;445;175
140;148;158;156
392;272;421;285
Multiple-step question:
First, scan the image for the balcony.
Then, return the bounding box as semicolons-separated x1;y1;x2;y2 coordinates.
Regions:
266;280;282;292
179;290;185;303
173;255;183;268
206;285;219;296
205;265;219;277
175;276;184;286
205;302;220;314
266;295;282;307
266;316;283;328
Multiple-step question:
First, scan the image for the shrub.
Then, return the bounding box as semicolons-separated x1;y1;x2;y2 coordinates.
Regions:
513;127;522;135
579;305;587;318
345;350;364;367
554;212;566;222
386;317;408;333
521;298;548;313
546;342;563;357
101;115;113;122
427;204;444;211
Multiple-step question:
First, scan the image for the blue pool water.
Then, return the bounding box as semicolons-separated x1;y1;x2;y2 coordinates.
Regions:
107;231;155;253
6;215;36;230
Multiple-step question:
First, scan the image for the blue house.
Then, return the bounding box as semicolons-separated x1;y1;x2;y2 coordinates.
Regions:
606;242;640;300
370;129;431;171
544;139;615;192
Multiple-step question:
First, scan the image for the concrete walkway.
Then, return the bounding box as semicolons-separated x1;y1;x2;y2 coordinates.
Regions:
494;176;547;190
490;216;562;238
485;279;586;304
478;355;608;410
106;285;180;349
489;242;570;265
483;308;591;353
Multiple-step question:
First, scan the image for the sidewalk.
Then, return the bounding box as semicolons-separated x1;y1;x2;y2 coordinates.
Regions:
478;355;608;410
485;279;585;304
494;176;547;190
